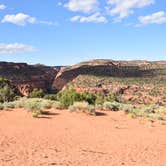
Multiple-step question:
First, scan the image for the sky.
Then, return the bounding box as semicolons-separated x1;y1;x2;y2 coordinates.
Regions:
0;0;166;66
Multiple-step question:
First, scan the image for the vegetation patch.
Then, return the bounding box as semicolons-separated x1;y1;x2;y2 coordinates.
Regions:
69;101;96;116
0;77;16;103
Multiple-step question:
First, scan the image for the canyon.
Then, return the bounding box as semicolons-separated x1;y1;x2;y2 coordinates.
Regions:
0;60;166;99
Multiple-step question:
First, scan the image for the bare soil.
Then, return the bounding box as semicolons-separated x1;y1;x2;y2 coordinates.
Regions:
0;109;166;166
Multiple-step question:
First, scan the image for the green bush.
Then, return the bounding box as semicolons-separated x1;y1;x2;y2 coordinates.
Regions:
0;77;15;103
29;88;45;98
80;92;96;105
57;89;81;108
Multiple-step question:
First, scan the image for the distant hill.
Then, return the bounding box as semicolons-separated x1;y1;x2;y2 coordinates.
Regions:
0;59;166;102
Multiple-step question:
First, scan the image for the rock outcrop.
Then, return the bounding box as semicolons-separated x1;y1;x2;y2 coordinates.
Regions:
53;59;166;90
0;59;166;98
0;62;58;96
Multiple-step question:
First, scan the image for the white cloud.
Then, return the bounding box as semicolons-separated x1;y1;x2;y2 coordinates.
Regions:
1;13;36;26
38;20;59;26
106;0;154;21
70;12;107;23
1;13;58;27
64;0;99;13
0;4;6;10
0;43;36;54
138;11;166;25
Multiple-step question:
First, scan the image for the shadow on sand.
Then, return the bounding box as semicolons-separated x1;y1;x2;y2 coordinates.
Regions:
95;112;107;116
38;111;60;119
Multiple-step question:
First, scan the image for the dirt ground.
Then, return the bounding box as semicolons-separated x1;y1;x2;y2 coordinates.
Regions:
0;108;166;166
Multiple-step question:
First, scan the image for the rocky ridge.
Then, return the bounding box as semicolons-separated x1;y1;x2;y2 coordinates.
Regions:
0;59;166;98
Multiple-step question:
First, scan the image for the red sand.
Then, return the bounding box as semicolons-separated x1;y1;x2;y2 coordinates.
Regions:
0;109;166;166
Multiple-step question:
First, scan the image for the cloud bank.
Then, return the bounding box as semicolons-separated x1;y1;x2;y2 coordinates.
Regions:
0;43;36;54
138;11;166;25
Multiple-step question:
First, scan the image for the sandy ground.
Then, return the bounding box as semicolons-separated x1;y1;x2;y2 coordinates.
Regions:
0;109;166;166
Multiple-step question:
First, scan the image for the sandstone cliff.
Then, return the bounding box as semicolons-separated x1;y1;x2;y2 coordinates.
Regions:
0;59;166;99
53;59;166;90
0;62;58;96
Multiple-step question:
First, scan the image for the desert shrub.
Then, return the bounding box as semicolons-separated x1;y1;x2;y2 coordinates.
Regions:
130;104;160;118
25;99;42;118
103;101;120;111
57;89;81;108
69;101;96;116
143;104;159;114
40;100;53;109
3;102;16;110
146;113;164;120
25;99;41;111
29;88;45;98
14;98;27;108
52;101;63;109
0;77;15;103
80;92;96;105
44;94;57;100
122;104;166;120
121;104;134;114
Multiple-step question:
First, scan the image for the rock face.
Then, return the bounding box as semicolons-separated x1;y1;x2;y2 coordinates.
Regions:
0;62;58;96
0;59;166;98
53;59;166;90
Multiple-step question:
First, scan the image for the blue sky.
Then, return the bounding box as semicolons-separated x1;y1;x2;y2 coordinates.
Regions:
0;0;166;66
